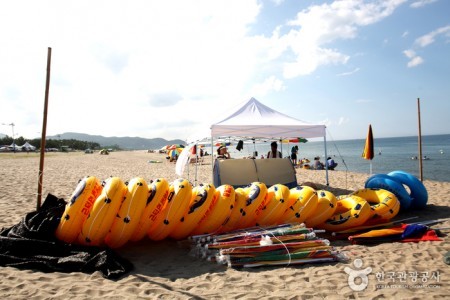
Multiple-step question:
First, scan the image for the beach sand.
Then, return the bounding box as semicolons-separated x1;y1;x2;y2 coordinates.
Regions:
0;151;448;299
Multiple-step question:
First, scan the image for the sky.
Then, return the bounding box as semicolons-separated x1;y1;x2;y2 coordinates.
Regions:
1;0;449;143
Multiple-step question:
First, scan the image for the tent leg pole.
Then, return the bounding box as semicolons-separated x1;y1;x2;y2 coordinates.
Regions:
324;135;329;186
211;135;214;182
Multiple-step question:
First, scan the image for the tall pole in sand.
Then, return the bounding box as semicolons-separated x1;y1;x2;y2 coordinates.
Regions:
417;98;423;182
37;47;52;211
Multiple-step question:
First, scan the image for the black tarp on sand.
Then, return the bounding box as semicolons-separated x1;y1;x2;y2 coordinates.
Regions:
0;194;132;279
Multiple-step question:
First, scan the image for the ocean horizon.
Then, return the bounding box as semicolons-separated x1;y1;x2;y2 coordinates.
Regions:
222;134;450;183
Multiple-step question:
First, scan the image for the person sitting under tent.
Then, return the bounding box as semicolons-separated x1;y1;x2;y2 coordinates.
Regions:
267;141;282;159
326;157;338;170
217;145;231;159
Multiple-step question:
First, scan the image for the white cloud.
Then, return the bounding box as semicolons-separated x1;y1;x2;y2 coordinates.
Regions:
250;76;286;97
337;68;360;76
0;0;264;139
271;0;285;6
410;0;438;8
415;25;450;47
403;49;416;58
403;49;424;67
0;0;423;141
402;31;409;38
338;117;350;125
277;0;406;77
407;56;424;67
402;25;449;68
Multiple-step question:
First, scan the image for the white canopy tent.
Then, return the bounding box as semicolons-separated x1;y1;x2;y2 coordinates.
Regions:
211;97;326;139
178;97;330;185
21;142;36;151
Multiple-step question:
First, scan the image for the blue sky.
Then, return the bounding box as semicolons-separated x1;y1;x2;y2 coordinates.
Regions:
0;0;449;142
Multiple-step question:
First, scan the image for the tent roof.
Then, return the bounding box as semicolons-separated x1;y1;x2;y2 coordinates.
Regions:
21;142;36;149
211;97;326;138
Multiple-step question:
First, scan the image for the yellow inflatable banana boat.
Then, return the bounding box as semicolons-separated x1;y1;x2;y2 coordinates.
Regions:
191;184;235;236
130;178;170;242
280;186;318;224
78;177;128;246
105;177;149;248
55;176;103;244
255;184;291;226
319;195;371;232
170;183;216;240
147;178;192;241
304;190;337;228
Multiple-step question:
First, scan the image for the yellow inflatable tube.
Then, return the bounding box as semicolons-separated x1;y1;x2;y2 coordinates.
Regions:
304;190;337;228
170;183;216;240
147;178;192;241
319;195;371;232
55;176;103;244
105;177;149;248
280;186;318;224
130;178;169;242
255;184;291;226
78;177;128;246
219;187;249;232
240;182;269;229
191;184;235;236
350;188;399;220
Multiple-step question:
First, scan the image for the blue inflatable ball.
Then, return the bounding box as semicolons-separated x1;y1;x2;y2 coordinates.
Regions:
387;171;428;209
365;174;412;210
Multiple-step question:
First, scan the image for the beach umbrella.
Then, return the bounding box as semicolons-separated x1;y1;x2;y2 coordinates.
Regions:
281;137;308;143
169;149;180;158
362;124;374;174
215;142;231;147
165;144;185;150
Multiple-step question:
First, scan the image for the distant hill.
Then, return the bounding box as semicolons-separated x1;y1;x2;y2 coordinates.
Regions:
47;132;186;150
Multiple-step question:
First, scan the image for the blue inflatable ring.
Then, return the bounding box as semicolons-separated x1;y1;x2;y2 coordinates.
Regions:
387;171;428;209
365;174;412;210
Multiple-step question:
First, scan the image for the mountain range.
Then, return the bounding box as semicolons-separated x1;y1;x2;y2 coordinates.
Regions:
46;132;186;150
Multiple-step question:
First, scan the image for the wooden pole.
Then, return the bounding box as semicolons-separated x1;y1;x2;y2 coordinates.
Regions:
37;47;52;211
417;98;423;182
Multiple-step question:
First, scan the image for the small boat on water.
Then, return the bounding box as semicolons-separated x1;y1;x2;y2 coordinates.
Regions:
411;156;430;160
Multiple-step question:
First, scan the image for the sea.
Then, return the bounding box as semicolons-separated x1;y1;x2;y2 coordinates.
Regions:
224;134;450;182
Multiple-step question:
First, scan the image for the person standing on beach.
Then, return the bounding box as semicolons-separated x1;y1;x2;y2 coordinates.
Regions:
267;141;282;158
291;145;298;166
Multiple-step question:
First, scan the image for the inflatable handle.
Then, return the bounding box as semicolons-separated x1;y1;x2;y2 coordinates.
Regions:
365;174;412;210
387;171;428;209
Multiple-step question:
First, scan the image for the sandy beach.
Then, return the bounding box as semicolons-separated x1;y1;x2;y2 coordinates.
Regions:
0;151;448;299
